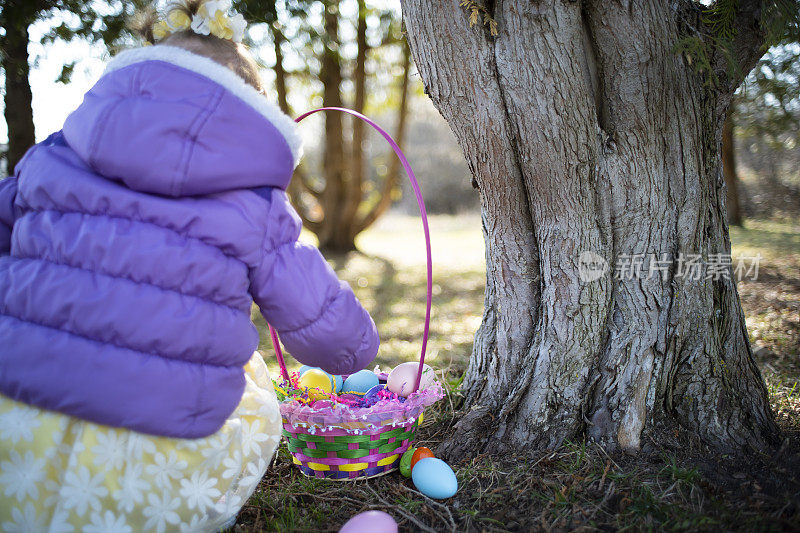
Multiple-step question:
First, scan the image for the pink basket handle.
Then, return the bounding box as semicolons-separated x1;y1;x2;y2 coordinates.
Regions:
268;107;433;393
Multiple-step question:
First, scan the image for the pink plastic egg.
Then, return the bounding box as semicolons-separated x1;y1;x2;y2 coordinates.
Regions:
339;511;398;533
387;362;435;397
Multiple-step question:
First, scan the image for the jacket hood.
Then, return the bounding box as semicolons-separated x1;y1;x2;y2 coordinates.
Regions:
62;46;303;196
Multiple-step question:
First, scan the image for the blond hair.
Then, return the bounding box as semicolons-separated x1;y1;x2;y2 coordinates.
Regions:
131;0;263;92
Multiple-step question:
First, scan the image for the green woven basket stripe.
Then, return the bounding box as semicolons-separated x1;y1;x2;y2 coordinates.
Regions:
333;448;373;459
286;428;416;450
302;441;350;452
287;443;373;459
336;448;371;459
294;432;371;443
377;440;405;454
284;428;417;459
282;425;415;446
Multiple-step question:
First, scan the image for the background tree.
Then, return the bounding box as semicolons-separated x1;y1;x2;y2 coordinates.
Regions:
723;15;800;225
722;113;745;225
2;1;411;250
267;0;411;252
733;43;800;217
0;0;146;174
402;0;798;456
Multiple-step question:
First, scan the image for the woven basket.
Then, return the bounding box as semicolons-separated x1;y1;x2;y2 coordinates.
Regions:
268;107;435;481
281;418;419;480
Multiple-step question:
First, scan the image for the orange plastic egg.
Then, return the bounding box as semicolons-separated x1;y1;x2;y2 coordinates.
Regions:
410;447;434;470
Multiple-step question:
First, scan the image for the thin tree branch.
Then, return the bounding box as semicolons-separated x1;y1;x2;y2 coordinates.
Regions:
286;171;323;233
295;206;323;233
293;167;323;199
356;40;412;234
271;24;323;232
270;24;292;115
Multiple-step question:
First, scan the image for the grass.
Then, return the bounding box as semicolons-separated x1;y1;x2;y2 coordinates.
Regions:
241;214;800;532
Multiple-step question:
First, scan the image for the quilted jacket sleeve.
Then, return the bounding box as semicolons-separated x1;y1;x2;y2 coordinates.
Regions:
0;177;17;255
249;189;379;375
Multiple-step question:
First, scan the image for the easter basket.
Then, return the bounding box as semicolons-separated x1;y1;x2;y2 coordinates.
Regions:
268;107;442;480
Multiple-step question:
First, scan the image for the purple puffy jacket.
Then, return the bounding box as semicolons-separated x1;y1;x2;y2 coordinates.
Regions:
0;46;379;438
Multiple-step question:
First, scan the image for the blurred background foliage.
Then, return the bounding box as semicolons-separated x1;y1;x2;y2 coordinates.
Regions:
0;0;795;235
731;43;800;221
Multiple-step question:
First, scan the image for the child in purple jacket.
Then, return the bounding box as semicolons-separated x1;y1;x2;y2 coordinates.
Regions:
0;1;379;531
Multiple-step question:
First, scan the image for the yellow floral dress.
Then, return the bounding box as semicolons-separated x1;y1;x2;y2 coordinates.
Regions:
0;352;282;533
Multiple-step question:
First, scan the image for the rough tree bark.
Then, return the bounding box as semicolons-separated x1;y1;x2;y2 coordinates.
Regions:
402;0;779;455
722;114;744;226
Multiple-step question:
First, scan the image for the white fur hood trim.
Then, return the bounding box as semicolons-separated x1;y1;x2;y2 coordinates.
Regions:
104;46;303;167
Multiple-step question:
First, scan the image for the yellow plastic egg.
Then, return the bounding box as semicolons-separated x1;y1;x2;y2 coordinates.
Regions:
298;368;333;400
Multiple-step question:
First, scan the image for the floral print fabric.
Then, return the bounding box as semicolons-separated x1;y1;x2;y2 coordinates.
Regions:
0;352;281;533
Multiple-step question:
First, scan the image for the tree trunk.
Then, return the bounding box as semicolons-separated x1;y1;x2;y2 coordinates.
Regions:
402;0;778;455
2;12;36;175
341;0;369;243
292;2;412;253
317;0;353;253
722;113;744;226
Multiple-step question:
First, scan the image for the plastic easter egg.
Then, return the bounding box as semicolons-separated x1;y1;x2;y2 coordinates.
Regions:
410;447;434;469
332;374;343;393
363;384;385;403
411;458;458;499
339;393;366;404
298;368;333;400
387;362;435;397
365;384;384;395
399;447;416;478
339;510;398;533
342;369;379;395
298;368;333;390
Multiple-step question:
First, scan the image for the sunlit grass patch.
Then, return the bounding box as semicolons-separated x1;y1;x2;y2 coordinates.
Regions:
730;219;800;261
258;214;486;378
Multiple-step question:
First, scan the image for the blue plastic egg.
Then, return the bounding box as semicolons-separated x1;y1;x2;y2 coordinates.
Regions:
332;374;343;393
411;458;458;499
341;369;379;395
364;384;385;403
